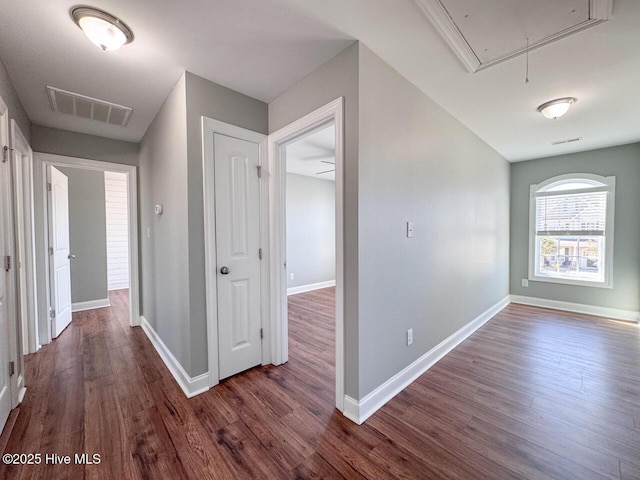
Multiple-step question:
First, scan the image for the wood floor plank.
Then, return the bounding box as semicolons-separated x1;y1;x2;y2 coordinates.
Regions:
2;288;639;479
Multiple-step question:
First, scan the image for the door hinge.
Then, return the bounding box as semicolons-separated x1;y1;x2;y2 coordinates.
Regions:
3;256;10;272
49;247;53;255
47;182;52;192
2;145;10;163
257;165;262;178
258;248;263;260
260;328;263;339
9;361;15;376
49;309;56;319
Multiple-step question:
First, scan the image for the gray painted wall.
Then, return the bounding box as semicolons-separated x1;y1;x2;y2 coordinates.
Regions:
184;72;268;375
138;72;268;377
510;143;640;311
31;126;139;166
139;73;192;374
357;45;510;397
58;168;108;304
269;41;360;397
0;57;30;143
286;173;335;289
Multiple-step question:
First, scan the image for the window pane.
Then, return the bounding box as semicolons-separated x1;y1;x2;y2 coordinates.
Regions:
536;236;603;282
539;237;558;274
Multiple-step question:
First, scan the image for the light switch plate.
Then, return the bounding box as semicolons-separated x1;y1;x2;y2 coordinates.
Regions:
407;221;414;238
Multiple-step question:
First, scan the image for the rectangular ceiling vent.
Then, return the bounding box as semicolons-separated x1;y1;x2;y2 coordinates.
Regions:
551;137;582;145
46;86;132;127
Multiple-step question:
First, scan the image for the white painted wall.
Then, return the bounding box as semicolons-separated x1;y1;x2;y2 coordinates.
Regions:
105;171;129;290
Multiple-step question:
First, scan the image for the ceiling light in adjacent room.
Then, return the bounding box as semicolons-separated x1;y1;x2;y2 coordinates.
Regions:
537;97;577;120
71;6;133;51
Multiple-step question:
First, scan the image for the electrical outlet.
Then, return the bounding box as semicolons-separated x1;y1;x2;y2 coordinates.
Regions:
407;328;413;346
290;273;295;280
522;279;529;287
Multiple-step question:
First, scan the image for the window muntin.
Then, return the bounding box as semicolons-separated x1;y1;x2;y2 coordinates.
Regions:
529;175;615;288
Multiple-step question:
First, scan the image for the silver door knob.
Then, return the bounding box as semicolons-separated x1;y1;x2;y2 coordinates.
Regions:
220;266;230;275
68;254;76;260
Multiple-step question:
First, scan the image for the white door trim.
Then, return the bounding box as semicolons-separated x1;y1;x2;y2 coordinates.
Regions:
268;97;345;412
10;121;39;354
202;117;269;387
0;95;22;412
36;153;140;344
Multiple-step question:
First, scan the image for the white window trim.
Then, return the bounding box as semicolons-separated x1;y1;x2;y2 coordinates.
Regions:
528;173;615;289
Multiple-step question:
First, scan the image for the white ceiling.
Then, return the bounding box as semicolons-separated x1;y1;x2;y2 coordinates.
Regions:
275;0;640;161
1;0;639;161
0;0;353;142
286;124;335;181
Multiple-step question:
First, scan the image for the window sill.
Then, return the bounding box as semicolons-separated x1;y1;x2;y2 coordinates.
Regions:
528;274;612;289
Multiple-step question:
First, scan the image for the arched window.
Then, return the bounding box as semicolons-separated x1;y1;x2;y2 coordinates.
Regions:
529;174;615;288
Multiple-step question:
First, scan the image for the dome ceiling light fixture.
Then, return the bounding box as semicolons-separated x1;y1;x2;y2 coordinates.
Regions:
71;6;134;51
537;97;577;120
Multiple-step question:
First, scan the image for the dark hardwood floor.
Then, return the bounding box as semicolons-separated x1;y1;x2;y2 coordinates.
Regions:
1;287;640;479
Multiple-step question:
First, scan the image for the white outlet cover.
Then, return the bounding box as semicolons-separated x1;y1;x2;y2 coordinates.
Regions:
522;279;529;287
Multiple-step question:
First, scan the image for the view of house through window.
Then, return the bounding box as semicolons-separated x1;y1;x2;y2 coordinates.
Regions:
537;236;603;281
529;174;615;287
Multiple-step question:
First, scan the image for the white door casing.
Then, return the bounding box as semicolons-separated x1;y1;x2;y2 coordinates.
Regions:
214;133;263;380
203;118;269;388
268;97;345;412
0;96;12;432
48;166;72;338
10;120;38;355
37;154;140;346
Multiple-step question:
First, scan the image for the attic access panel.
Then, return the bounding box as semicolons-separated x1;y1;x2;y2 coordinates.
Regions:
415;0;612;72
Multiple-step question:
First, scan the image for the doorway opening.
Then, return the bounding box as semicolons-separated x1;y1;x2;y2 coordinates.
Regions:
268;98;345;412
284;122;337;406
38;154;139;345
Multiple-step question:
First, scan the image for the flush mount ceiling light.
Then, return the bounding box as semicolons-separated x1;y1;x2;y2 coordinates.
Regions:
71;6;133;51
537;97;577;120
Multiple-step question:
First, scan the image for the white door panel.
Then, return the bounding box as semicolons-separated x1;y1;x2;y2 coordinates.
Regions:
0;98;12;431
0;156;11;432
214;133;262;380
48;166;72;338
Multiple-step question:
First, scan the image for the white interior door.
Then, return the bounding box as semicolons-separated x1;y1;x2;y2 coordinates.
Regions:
0;160;12;433
214;133;262;380
48;166;72;338
0;96;13;431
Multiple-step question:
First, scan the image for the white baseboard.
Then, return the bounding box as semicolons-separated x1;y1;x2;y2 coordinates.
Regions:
139;316;210;398
108;284;129;291
344;295;511;425
72;298;110;312
510;295;640;323
18;386;26;404
287;280;336;296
